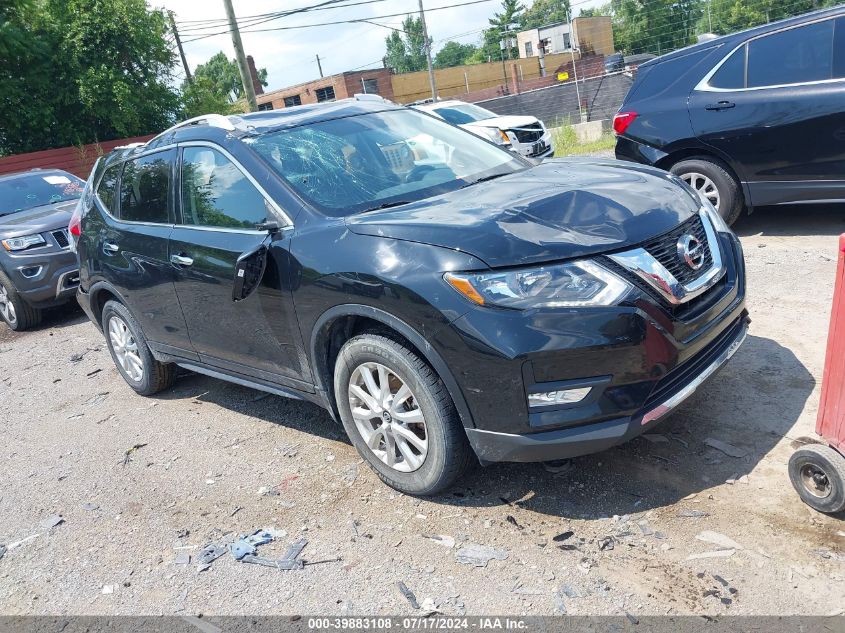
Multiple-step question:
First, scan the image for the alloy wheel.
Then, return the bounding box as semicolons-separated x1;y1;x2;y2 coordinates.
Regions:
108;315;144;382
348;362;429;473
681;171;721;210
0;284;16;325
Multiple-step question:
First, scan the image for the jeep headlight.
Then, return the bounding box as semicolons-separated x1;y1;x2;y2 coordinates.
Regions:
2;234;46;251
444;260;630;309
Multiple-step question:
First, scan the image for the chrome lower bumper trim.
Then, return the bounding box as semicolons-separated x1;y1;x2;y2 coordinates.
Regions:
640;320;748;426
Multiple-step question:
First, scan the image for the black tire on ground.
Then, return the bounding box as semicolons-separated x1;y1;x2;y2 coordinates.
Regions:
333;333;474;496
101;300;177;396
670;157;744;226
788;444;845;514
0;269;42;331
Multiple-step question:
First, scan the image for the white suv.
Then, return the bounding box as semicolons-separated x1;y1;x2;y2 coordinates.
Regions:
412;100;554;163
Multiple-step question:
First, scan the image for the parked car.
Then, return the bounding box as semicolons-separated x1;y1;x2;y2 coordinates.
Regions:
0;168;84;330
623;53;657;71
604;53;624;73
73;98;748;495
614;6;845;224
411;100;554;163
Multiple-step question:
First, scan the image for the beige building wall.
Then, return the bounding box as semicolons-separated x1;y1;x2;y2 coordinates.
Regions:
390;52;577;104
517;29;540;59
572;16;615;56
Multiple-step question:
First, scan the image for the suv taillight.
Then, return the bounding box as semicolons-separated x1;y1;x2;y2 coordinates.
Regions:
613;111;638;136
69;204;82;238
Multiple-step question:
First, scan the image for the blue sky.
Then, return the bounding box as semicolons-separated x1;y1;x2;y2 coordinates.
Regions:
156;0;603;91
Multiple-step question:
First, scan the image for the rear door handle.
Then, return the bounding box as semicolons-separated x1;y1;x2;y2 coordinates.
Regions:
170;254;194;267
705;101;735;111
102;242;119;255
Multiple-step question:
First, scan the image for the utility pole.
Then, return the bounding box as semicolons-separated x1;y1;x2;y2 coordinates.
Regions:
169;11;192;85
566;8;582;122
316;54;324;78
418;0;438;101
222;0;258;112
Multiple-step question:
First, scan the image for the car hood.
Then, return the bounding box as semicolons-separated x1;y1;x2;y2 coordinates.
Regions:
463;115;539;130
345;158;701;268
0;199;78;239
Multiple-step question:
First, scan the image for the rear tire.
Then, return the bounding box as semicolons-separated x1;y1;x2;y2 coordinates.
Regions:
334;333;474;495
0;270;42;331
101;300;176;396
788;445;845;514
671;157;743;226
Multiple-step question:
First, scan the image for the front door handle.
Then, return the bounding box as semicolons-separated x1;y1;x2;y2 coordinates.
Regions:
705;100;736;111
102;242;119;255
170;254;194;267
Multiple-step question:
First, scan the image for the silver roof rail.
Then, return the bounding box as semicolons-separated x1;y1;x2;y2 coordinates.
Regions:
353;93;388;102
146;113;237;145
113;142;146;151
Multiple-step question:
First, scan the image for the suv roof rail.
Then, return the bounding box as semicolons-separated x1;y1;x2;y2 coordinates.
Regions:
145;113;237;146
353;93;388;102
113;142;146;151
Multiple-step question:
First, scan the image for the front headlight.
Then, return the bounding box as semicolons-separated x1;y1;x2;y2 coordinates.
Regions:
476;127;511;146
2;234;47;252
444;260;630;309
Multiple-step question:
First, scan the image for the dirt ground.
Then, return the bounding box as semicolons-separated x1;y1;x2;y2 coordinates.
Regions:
1;205;844;617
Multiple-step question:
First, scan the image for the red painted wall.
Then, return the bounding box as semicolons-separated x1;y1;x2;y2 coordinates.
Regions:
0;135;155;180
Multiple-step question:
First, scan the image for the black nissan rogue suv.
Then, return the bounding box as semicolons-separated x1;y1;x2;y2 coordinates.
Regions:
73;98;748;495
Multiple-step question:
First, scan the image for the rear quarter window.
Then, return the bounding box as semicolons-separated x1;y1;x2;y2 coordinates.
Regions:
626;47;717;101
709;44;746;89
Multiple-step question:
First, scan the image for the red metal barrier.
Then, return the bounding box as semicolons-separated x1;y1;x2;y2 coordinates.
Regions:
816;233;845;452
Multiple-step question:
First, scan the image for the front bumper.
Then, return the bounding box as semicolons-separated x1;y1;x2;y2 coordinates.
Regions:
433;231;747;464
465;315;748;463
2;246;79;308
512;131;555;163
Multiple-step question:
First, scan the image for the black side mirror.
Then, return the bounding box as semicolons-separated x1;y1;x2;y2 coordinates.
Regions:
233;244;268;302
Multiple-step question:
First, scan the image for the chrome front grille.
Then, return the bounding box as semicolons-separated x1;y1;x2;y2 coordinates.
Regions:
509;124;544;144
640;215;712;285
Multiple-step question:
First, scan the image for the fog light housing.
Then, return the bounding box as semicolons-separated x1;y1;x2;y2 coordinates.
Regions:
528;387;592;408
20;266;43;279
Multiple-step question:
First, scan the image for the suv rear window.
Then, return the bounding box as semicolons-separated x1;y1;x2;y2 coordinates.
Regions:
747;19;834;87
96;164;121;212
709;45;746;89
118;150;174;224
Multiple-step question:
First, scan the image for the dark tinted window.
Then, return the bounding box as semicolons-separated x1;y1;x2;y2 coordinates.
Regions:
316;86;335;102
96;164;121;212
362;78;379;94
180;147;268;229
709;44;746;89
748;20;834;88
284;94;302;107
835;17;845;78
118;150;174;223
630;48;711;98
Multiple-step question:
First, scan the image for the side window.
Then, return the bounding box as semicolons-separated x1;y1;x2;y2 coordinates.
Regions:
118;150;174;223
96;164;121;212
747;20;834;88
180;147;269;229
709;44;746;89
835;17;845;78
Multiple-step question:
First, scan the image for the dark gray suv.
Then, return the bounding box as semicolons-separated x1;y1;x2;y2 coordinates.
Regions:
0;169;84;330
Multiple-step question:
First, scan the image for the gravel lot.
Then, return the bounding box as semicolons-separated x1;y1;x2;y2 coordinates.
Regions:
1;204;844;617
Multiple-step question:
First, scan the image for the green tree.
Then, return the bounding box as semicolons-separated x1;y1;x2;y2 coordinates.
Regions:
488;0;525;59
181;76;237;119
704;0;833;34
433;41;478;68
521;0;572;29
192;52;268;102
610;0;702;55
383;16;431;73
0;0;181;155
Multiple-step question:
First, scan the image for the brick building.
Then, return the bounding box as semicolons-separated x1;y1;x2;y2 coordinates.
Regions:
256;68;394;110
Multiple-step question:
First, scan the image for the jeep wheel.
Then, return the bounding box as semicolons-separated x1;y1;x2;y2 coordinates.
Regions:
671;157;743;225
0;270;42;331
102;300;176;396
334;333;474;495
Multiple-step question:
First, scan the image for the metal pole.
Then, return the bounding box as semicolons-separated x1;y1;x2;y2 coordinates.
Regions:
567;10;581;121
464;72;469;93
417;0;438;101
316;54;324;78
169;11;192;85
222;0;257;112
361;77;367;93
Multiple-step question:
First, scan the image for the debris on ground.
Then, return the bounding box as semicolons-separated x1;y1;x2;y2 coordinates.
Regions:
176;528;190;539
174;552;190;566
455;543;508;567
40;515;64;530
677;509;710;518
704;438;747;458
552;589;567;614
341;463;359;487
7;534;38;551
598;536;615;551
0;545;6;561
686;549;736;560
196;544;227;572
553;531;574;542
638;520;654;536
696;530;744;550
397;581;420;609
642;433;669;443
424;534;455;548
506;515;523;530
101;585;116;594
542;459;573;474
121;443;147;466
81;503;99;512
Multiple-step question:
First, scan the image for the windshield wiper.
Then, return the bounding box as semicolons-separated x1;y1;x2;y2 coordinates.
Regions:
461;172;510;188
360;200;412;213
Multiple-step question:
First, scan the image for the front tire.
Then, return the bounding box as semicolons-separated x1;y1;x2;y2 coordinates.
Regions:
334;333;473;495
0;270;42;331
788;445;845;514
671;157;743;226
102;300;176;396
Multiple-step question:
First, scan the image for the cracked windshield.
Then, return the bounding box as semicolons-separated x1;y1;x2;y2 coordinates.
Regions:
249;108;525;216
